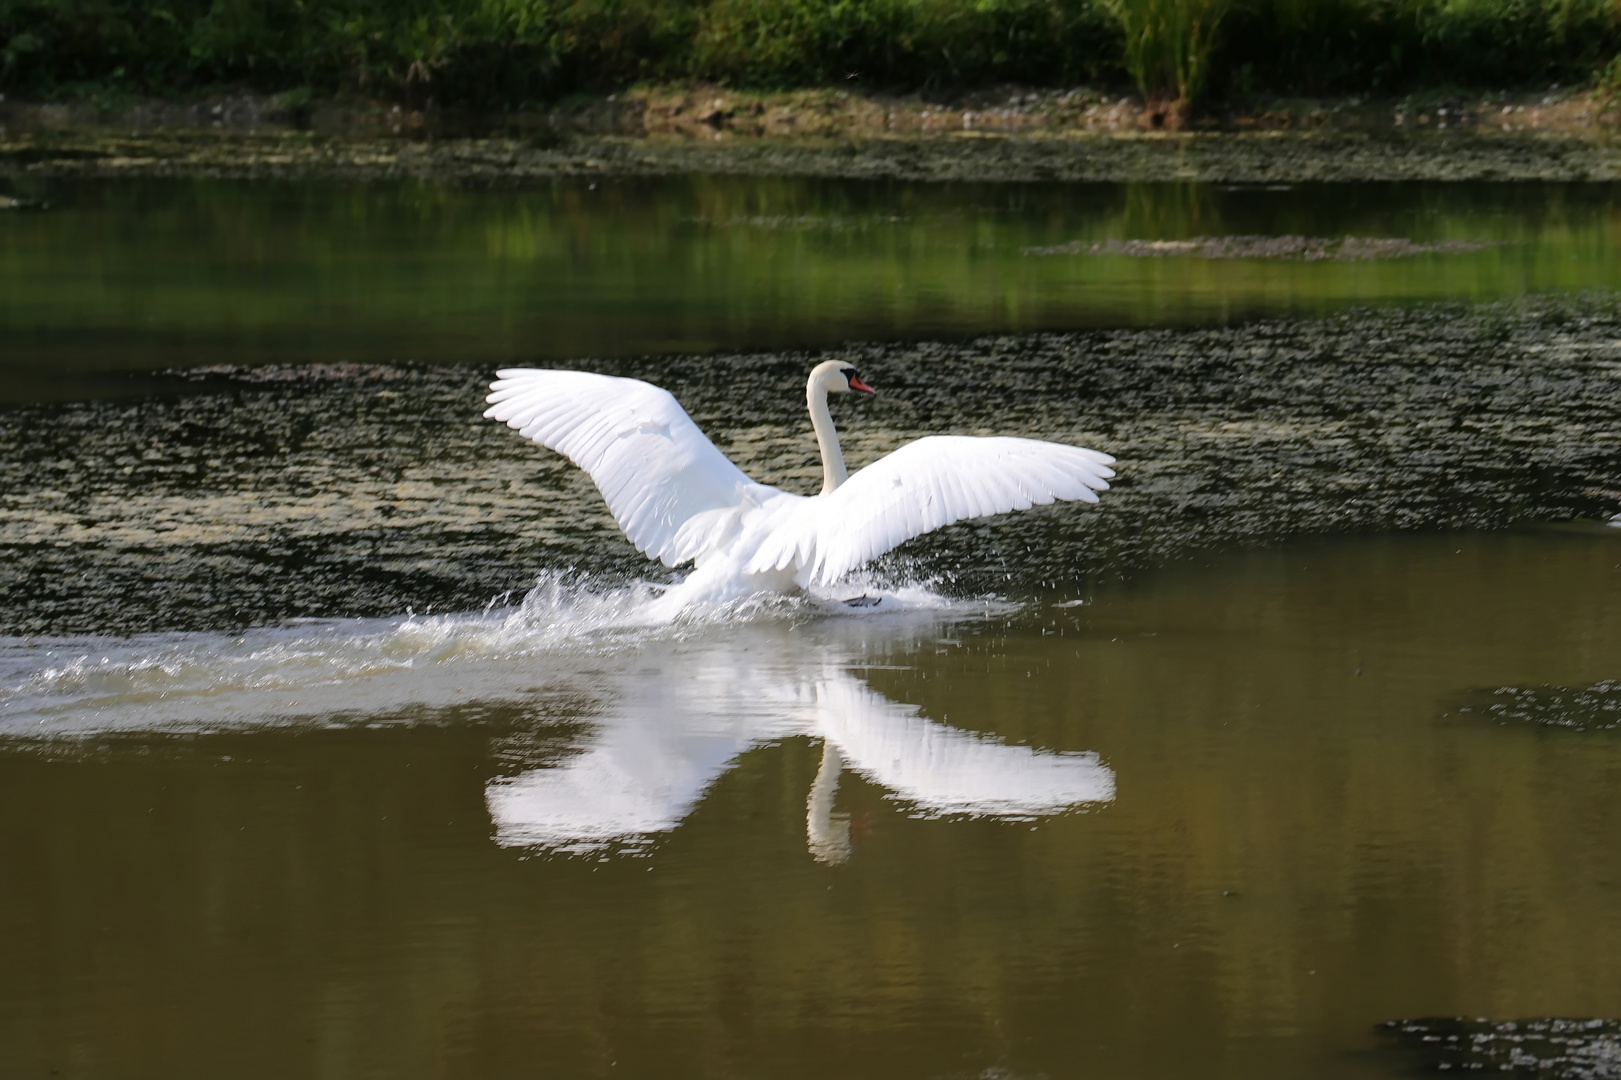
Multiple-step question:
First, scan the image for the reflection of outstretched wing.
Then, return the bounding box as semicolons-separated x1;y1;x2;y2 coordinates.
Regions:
485;633;1115;855
485;657;797;850
487;721;757;850
811;678;1115;816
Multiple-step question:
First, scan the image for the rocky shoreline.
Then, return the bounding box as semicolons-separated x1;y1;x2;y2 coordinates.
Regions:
5;127;1621;185
4;85;1621;184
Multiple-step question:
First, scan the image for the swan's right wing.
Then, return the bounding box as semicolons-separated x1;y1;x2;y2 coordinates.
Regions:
486;369;773;566
749;435;1115;586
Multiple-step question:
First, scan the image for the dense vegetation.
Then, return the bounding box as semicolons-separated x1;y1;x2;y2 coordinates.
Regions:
3;0;1619;110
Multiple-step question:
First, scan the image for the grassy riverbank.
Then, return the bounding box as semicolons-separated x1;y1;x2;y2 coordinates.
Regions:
4;0;1621;113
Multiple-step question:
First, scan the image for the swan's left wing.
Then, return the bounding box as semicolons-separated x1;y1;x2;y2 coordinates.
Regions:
486;369;777;566
749;435;1114;586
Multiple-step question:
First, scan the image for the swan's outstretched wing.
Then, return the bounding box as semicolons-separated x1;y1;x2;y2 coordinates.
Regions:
749;435;1114;586
485;369;775;566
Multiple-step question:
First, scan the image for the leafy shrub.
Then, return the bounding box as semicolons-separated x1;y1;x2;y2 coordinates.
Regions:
690;0;1117;89
1217;0;1621;96
1102;0;1231;108
1;0;1619;107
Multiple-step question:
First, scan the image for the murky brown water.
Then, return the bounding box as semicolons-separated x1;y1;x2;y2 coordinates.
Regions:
3;529;1621;1079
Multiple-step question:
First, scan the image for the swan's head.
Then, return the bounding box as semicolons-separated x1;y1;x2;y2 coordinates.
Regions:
809;359;876;396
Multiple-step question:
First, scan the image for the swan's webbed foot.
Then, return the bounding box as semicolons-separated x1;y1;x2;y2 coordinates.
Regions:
844;595;882;608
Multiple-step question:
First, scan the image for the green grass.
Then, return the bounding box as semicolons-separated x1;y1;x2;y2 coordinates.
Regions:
1104;0;1230;115
3;0;1619;110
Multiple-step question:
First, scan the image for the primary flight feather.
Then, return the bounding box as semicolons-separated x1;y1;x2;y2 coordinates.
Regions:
484;360;1115;613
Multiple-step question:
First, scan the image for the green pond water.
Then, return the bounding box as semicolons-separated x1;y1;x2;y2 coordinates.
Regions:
2;175;1621;1080
2;177;1620;401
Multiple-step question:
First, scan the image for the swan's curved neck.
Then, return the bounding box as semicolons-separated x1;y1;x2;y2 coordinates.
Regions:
807;378;848;495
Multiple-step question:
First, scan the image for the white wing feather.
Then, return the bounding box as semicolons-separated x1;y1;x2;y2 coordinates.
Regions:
484;369;777;566
748;435;1114;586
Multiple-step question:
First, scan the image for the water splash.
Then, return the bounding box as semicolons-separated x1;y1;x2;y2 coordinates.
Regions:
0;570;994;736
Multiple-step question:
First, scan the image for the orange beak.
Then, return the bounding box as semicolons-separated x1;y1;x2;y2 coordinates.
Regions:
848;375;876;394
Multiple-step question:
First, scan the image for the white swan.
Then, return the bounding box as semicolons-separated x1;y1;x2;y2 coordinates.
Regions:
484;360;1115;612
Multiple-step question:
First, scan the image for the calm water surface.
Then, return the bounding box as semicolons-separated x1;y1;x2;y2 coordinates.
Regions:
2;175;1621;1079
4;531;1621;1079
3;177;1620;400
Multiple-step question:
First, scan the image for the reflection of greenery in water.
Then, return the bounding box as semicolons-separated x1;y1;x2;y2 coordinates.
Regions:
4;177;1621;397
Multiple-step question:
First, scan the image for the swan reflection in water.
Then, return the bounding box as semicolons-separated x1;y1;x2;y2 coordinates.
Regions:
486;626;1115;863
0;601;1113;863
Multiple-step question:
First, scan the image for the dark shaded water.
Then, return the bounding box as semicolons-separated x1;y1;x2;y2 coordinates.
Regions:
4;176;1621;1080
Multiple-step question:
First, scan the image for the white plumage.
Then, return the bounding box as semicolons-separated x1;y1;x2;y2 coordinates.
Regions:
484;359;1115;611
483;369;767;567
750;435;1114;585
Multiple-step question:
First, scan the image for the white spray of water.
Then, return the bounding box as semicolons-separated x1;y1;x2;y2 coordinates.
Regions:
0;572;981;735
